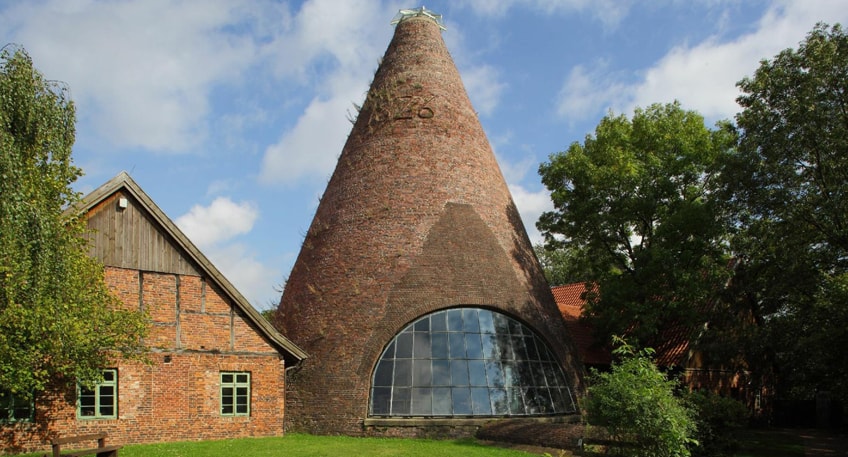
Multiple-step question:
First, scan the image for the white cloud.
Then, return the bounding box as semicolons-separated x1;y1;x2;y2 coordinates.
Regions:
2;0;283;152
557;0;848;124
176;197;259;248
175;197;277;307
258;85;360;185
202;243;281;309
257;0;396;185
458;0;632;28
460;64;506;116
508;183;553;246
557;63;629;122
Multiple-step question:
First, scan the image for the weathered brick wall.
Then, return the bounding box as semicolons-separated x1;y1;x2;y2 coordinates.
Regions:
279;16;584;436
1;266;287;454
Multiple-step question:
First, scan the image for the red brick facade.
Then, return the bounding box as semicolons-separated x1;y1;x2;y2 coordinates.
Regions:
0;174;304;454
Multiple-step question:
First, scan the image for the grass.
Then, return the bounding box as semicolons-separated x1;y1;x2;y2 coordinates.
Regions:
15;434;544;457
733;429;805;457
13;428;812;457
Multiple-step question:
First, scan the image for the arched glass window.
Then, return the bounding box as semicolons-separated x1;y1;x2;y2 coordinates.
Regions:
369;308;576;417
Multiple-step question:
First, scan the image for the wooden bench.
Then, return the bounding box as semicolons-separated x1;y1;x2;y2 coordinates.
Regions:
47;432;122;457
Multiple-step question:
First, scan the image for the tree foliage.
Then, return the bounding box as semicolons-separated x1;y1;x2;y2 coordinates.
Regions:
720;23;848;404
584;337;697;457
0;46;147;396
538;102;736;347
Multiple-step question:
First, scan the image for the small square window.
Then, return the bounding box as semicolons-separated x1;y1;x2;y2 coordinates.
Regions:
0;390;34;423
77;369;118;419
220;372;250;417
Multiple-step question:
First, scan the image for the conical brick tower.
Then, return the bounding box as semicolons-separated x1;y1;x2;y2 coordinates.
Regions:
277;8;584;435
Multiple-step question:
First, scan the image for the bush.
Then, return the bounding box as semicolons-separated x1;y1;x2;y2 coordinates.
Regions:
584;337;697;457
685;390;749;457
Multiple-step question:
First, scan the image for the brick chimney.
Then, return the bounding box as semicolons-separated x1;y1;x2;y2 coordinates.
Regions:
277;8;584;435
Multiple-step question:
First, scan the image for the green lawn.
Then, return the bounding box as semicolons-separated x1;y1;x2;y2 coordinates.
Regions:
733;429;805;457
16;434;545;457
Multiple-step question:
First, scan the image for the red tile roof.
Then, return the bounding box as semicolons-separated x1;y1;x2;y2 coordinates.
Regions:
552;283;611;366
552;282;692;368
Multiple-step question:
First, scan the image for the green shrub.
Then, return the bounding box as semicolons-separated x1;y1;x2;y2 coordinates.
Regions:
685;390;749;457
584;337;697;457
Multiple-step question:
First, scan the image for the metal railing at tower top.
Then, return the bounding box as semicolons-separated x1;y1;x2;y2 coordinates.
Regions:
391;6;446;30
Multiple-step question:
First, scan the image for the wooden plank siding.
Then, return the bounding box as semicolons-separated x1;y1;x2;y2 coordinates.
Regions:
85;190;200;276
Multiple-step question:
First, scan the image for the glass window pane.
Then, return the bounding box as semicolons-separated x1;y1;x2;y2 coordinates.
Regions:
414;316;429;332
508;388;525;415
508;319;523;336
432;387;452;415
374;360;394;386
450;360;469;386
236;374;249;384
411;388;432;415
392;388;411;415
371;387;391;415
478;310;495;333
432;360;451;385
449;333;465;359
503;361;519;387
412;359;432;386
485;360;504;388
465;333;483;359
513;336;528;360
394;360;412;386
431;333;448;359
396;332;413;358
446;309;463;331
413;332;431;358
451;387;472;415
468;360;487;386
12;403;31;421
462;309;480;332
492;312;510;334
103;371;115;382
550;387;565;413
383;340;396;359
525;336;540;360
481;333;498;359
471;387;492;415
431;311;447;332
491;388;508;415
222;373;233;384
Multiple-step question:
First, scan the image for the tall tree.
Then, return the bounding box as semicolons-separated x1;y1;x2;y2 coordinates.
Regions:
722;23;848;403
538;102;736;348
0;46;147;397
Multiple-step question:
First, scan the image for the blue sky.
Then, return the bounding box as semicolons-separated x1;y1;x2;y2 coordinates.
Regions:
2;0;844;310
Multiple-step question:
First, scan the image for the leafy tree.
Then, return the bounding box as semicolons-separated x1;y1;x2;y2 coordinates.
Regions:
584;337;697;457
722;23;848;404
533;242;593;286
538;102;736;348
0;46;147;397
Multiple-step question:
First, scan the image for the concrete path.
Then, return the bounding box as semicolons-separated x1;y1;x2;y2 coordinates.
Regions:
798;429;848;456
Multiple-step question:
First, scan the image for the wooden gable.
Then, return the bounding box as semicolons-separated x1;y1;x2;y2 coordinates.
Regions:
84;189;200;276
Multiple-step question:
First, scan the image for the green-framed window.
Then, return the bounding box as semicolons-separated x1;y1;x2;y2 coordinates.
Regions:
0;390;34;423
77;369;117;419
221;372;250;416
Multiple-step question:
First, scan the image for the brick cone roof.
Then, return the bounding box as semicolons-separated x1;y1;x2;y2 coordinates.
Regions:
277;11;584;435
